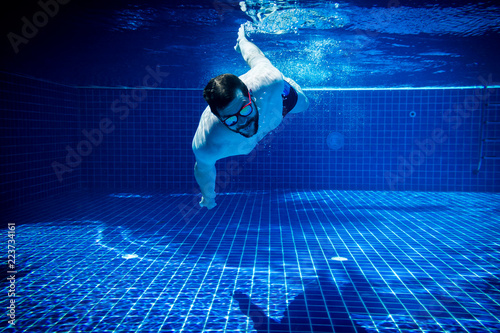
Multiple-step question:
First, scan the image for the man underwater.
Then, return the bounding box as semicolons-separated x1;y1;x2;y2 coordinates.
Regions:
192;24;309;209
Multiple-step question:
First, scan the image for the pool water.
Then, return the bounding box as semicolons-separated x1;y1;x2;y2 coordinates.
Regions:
2;1;500;332
2;0;500;88
4;189;500;332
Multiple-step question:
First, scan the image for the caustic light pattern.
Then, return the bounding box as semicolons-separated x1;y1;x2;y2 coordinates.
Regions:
3;190;500;332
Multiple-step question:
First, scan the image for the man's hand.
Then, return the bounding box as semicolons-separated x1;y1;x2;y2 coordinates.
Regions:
199;196;217;210
233;23;271;68
234;24;247;53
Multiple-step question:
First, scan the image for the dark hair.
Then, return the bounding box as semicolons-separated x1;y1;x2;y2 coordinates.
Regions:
203;74;248;117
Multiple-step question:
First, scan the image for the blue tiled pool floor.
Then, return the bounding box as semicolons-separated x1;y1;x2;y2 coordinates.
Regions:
3;190;500;332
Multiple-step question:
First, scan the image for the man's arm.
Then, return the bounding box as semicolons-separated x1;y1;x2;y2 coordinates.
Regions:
193;159;217;209
192;108;223;210
235;24;272;69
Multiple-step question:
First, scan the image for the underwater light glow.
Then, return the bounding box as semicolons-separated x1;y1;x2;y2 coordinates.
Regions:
109;193;153;198
122;254;139;260
331;257;348;261
327;132;345;150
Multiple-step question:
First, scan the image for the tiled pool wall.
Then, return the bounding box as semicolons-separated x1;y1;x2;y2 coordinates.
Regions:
2;72;499;206
1;73;80;206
